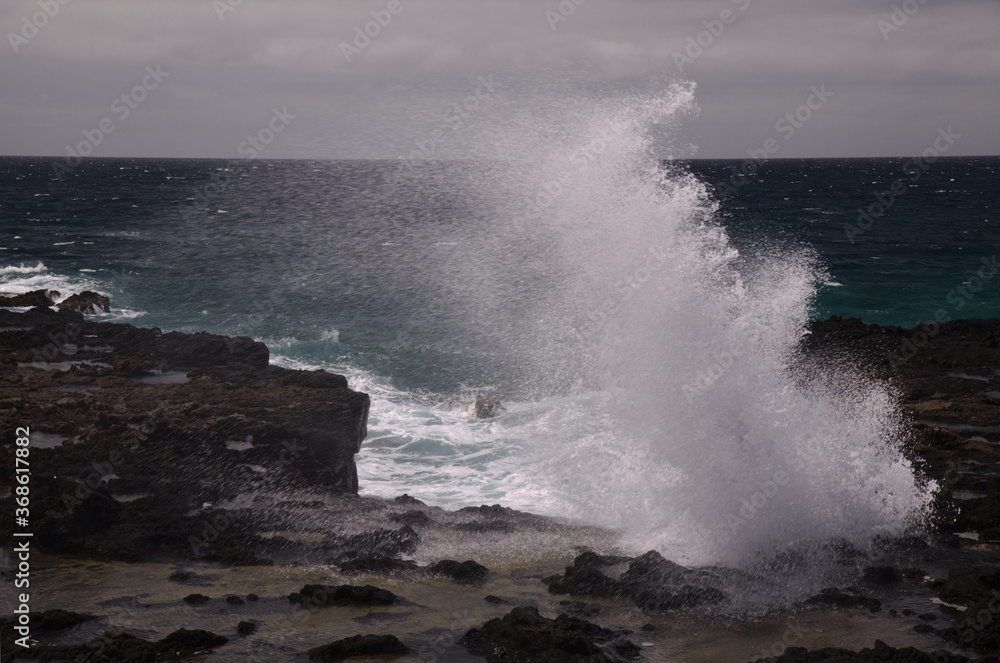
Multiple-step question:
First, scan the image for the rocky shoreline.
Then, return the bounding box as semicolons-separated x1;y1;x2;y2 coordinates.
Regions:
2;300;1000;662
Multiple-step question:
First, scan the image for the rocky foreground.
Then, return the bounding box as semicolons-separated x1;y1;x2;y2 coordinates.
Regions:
2;302;1000;661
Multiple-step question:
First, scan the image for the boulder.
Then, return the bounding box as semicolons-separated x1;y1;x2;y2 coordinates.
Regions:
936;596;1000;655
57;290;110;314
157;629;229;656
937;566;1000;604
475;394;505;418
460;606;640;662
543;550;726;611
427;559;489;583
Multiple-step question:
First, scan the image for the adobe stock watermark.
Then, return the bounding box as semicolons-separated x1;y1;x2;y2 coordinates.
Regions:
748;618;806;662
340;0;402;63
564;243;671;349
51;65;170;180
180;107;295;222
7;0;72;53
843;126;960;244
888;255;997;368
545;0;588;31
877;0;931;41
61;409;165;514
949;590;1000;651
237;107;295;158
213;0;246;21
509;128;613;232
681;346;744;403
673;0;751;73
712;84;833;199
725;469;790;532
412;610;481;662
400;75;500;168
189;440;305;555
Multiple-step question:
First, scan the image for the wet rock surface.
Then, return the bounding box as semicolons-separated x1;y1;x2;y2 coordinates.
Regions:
460;606;641;663
754;639;984;662
307;634;412;661
427;559;490;583
936;596;1000;655
805;588;882;613
0;626;228;662
543;550;727;611
288;584;400;607
934;565;1000;604
0;289;56;308
475;394;505;418
0;305;370;563
57;290;110;314
24;609;98;632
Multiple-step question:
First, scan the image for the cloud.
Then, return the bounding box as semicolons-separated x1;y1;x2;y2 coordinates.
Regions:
1;0;997;158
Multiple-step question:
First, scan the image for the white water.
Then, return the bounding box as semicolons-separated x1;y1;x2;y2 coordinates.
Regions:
0;261;146;320
2;84;936;608
269;84;934;580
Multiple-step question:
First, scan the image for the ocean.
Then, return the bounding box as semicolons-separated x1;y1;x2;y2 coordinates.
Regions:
2;97;997;568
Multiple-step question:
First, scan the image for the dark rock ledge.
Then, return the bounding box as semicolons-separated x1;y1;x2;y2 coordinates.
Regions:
0;621;228;663
0;305;369;562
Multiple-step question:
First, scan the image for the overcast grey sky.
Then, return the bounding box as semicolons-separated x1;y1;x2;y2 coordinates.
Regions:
2;0;997;160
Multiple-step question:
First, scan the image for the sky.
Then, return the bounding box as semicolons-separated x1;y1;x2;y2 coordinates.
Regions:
1;0;998;160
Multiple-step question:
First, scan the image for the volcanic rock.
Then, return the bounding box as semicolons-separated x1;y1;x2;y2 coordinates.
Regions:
0;628;228;662
754;639;977;662
338;556;420;576
543;550;727;610
544;553;621;598
475;394;505;418
157;629;229;656
936;596;1000;655
0;289;56;307
307;634;412;661
427;559;489;583
0;306;371;563
460;606;640;663
937;566;1000;604
57;290;111;314
862;566;902;585
333;527;420;560
390;509;435;527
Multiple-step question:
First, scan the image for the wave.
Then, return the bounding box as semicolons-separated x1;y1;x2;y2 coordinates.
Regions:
0;261;48;276
344;82;936;609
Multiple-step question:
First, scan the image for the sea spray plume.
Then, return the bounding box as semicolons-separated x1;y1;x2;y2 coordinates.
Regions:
477;85;936;604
